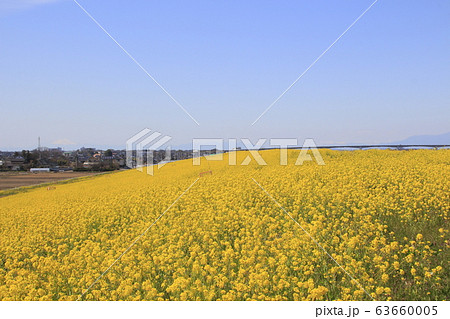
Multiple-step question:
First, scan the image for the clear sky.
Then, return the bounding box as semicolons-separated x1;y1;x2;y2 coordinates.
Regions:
1;0;449;150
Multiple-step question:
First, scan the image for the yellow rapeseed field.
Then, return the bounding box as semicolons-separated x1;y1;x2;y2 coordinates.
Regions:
0;149;448;301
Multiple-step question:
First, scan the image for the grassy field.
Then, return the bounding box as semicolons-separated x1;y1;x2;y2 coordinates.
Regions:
0;149;448;300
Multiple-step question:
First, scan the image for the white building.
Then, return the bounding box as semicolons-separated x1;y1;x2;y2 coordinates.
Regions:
30;168;50;173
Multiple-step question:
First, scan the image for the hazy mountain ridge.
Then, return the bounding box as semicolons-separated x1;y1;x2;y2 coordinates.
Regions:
390;132;450;145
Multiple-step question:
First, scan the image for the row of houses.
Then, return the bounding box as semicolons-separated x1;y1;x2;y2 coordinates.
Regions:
0;158;25;171
0;148;128;172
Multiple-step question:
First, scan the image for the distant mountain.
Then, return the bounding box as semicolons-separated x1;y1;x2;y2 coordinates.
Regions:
390;132;450;145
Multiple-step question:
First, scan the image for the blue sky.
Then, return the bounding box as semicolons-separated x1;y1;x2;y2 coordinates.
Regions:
1;0;449;150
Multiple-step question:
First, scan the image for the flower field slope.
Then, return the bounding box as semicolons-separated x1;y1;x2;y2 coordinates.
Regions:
0;149;448;300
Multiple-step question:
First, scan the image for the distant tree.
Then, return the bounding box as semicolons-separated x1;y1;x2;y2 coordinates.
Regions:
21;150;37;163
104;149;113;157
57;158;69;166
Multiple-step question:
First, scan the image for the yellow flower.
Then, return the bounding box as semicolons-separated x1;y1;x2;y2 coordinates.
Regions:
0;149;447;301
309;286;328;300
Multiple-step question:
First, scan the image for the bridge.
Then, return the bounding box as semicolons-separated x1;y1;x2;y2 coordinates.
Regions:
240;144;450;152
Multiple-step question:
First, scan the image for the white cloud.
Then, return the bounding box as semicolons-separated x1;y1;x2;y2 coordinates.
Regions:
52;138;76;145
0;0;64;12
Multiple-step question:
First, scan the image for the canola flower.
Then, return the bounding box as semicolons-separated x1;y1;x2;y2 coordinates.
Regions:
0;149;448;301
